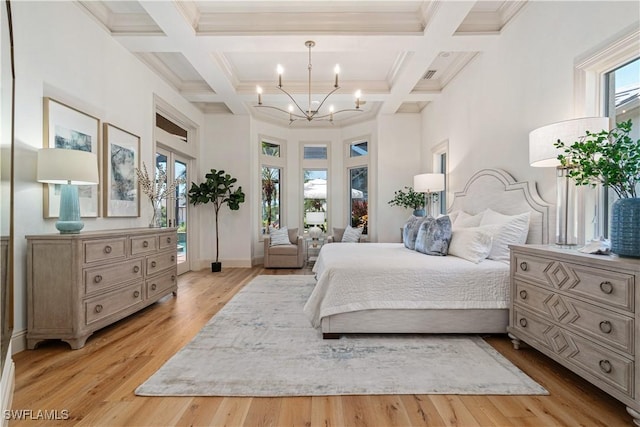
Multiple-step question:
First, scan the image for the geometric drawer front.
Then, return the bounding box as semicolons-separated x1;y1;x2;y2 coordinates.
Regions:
83;259;144;295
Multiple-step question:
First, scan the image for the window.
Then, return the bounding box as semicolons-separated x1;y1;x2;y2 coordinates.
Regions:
346;139;369;235
260;139;285;235
432;140;449;216
602;58;640;237
303;169;327;232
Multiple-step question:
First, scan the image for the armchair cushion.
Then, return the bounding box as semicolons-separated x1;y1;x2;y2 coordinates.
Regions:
269;226;291;246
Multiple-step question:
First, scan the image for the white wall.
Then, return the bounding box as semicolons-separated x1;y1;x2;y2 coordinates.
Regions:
11;1;204;343
422;1;639;216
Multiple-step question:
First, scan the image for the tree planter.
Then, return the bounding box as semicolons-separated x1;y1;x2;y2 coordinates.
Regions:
211;262;222;272
611;198;640;257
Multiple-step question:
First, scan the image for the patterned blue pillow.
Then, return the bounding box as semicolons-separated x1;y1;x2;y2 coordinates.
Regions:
403;215;425;250
415;216;452;256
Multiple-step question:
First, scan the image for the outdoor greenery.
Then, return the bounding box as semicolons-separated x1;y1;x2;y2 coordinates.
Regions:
555;119;640;198
261;167;279;230
388;186;425;210
188;169;245;264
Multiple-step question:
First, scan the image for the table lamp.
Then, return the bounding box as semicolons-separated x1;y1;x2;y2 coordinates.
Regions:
306;211;325;244
413;173;445;217
37;148;99;234
529;117;609;246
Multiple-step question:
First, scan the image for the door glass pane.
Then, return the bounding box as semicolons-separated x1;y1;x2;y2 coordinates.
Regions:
155;152;168;227
261;166;281;234
303;169;327;232
175;159;187;264
350;166;368;234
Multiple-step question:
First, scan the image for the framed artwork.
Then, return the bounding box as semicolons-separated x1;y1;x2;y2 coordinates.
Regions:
43;97;100;218
103;123;140;217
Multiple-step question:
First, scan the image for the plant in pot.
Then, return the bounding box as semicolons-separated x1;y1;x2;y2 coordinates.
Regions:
554;119;640;257
188;169;246;272
388;186;425;217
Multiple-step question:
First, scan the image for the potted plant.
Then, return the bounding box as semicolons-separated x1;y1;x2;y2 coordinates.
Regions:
554;119;640;256
388;186;425;217
188;169;246;272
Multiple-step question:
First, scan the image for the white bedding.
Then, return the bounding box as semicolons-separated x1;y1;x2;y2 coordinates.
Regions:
303;243;510;328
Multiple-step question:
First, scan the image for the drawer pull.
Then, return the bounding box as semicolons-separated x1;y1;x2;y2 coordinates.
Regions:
171;275;176;282
151;284;157;291
519;318;528;327
143;240;149;248
94;275;102;283
519;290;528;300
133;290;140;298
95;304;103;313
519;262;528;271
151;261;157;268
104;245;112;254
599;320;613;334
167;237;172;243
599;281;613;294
133;266;140;273
599;359;612;374
171;255;176;262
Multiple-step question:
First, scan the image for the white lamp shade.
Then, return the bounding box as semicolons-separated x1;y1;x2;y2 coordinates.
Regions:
529;117;609;167
305;211;325;225
413;173;444;193
37;148;99;185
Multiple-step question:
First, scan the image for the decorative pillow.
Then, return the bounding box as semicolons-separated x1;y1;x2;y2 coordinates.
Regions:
480;209;531;262
415;216;452;256
287;227;299;244
402;215;425;250
448;226;494;263
453;211;485;229
445;210;461;224
342;225;363;243
332;227;345;242
269;226;291;246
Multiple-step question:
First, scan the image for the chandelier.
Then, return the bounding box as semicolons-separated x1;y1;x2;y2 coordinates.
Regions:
255;40;363;123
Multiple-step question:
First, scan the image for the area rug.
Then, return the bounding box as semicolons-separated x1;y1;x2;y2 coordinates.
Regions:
136;275;547;397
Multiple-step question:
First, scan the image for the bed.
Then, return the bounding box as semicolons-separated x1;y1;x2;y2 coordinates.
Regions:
303;168;551;338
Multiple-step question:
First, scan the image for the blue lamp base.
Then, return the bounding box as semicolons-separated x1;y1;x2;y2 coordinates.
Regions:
55;183;84;234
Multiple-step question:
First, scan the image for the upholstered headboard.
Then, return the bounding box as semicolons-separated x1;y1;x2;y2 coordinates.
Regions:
448;168;551;244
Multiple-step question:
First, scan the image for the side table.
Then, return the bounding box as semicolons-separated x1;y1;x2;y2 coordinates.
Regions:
305;237;325;265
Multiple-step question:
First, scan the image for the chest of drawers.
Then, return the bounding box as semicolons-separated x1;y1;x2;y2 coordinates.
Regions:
26;228;178;349
508;245;640;424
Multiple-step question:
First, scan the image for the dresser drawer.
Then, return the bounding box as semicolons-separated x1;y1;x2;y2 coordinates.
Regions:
83;238;126;264
131;235;158;255
158;232;176;250
85;282;143;325
515;281;634;353
146;251;177;275
146;271;177;299
512;307;634;397
513;253;634;311
84;259;144;295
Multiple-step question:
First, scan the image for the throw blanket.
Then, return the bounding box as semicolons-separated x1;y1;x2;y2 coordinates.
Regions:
303;243;510;327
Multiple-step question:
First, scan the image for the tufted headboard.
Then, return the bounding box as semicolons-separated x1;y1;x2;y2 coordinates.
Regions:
448;168;551;244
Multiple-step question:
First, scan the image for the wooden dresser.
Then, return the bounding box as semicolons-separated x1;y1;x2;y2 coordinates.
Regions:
508;244;640;425
26;228;178;349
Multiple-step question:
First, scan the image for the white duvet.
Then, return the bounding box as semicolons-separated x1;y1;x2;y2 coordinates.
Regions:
303;243;510;327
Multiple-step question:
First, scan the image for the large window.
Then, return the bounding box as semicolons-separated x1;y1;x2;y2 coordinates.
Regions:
602;58;640;237
260;139;285;235
302;143;329;233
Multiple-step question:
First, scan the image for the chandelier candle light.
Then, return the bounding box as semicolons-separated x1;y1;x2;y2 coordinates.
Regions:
256;40;362;123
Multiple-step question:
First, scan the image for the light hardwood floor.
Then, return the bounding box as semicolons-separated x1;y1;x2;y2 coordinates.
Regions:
10;266;633;426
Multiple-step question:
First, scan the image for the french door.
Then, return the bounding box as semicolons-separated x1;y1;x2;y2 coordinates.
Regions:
156;147;190;275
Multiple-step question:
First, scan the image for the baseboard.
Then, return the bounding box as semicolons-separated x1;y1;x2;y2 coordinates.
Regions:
194;259;252;270
10;330;26;355
1;343;15;427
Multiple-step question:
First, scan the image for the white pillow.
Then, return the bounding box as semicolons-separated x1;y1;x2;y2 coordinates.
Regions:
453;211;485;229
342;225;363;243
448;226;493;263
480;209;531;262
269;226;291;246
446;210;461;224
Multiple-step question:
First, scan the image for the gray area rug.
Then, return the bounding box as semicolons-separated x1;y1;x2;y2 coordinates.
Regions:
136;275;547;397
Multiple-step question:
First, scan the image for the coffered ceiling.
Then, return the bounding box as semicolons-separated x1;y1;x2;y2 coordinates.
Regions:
78;0;527;127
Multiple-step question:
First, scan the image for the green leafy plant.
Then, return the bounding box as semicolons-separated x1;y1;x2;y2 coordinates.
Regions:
554;119;640;198
188;169;245;264
388;186;425;210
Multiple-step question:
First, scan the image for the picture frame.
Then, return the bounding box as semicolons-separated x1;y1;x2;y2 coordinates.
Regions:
103;123;140;217
43;97;100;218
